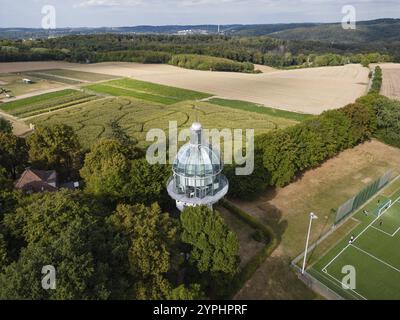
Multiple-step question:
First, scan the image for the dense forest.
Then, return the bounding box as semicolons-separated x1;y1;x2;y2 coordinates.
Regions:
0;33;395;69
0;120;243;300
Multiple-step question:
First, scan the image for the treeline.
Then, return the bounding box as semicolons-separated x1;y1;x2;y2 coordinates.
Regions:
92;50;171;64
227;102;375;196
169;54;255;73
228;93;400;198
0;46;67;62
358;94;400;148
263;52;391;68
0;34;394;68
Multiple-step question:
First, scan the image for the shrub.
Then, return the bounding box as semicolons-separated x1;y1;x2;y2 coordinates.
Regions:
369;66;383;94
169;54;255;73
251;230;265;243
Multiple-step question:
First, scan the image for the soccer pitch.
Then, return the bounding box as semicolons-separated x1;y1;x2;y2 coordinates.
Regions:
308;185;400;300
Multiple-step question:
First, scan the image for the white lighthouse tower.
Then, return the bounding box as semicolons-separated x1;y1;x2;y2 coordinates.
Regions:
167;122;229;211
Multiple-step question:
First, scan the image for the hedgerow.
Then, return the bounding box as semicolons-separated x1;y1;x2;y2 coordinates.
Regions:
369;66;383;94
257;102;376;187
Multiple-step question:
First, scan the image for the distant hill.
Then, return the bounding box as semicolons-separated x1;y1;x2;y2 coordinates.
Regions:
266;19;400;43
1;19;400;44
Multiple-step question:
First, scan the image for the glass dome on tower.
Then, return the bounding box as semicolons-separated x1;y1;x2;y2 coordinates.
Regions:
167;122;229;211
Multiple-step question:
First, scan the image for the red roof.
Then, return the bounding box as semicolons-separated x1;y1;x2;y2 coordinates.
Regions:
15;169;58;193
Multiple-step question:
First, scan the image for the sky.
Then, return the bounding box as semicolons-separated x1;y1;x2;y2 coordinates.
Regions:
0;0;399;28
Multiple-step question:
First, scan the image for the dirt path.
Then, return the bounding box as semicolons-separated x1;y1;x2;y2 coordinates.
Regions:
31;72;91;84
0;111;32;136
0;85;77;103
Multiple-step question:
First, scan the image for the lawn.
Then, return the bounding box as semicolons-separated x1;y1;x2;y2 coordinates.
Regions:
30;96;299;149
0;89;98;118
308;180;400;300
218;206;265;268
85;78;211;105
208;98;314;122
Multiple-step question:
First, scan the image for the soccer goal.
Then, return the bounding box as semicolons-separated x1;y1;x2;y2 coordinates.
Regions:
377;199;392;216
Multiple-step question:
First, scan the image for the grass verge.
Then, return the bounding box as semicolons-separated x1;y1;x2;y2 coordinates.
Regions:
220;199;278;298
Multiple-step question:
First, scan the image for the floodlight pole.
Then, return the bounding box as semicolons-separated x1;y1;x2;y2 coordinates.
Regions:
301;212;318;275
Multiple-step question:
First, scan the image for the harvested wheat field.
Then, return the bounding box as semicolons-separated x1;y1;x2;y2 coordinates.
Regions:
233;139;400;300
65;62;369;115
0;61;80;73
379;63;400;100
0;61;369;114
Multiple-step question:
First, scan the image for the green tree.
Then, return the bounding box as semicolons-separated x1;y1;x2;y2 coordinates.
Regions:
0;118;12;134
341;102;376;144
108;203;178;278
0;234;8;272
107;119;143;159
127;159;170;205
1;191;126;300
180;206;239;275
261;130;297;187
133;274;172;300
0;133;28;180
0;166;11;190
80;138;130;199
361;94;400;148
27;124;83;180
224;147;269;199
167;284;206;300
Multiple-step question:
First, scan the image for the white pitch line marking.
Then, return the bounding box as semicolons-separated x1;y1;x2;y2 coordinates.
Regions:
313;269;363;300
323;270;367;300
322;195;400;271
370;225;394;237
350;244;400;274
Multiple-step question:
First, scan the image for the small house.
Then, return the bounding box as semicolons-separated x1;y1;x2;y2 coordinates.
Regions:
15;168;79;193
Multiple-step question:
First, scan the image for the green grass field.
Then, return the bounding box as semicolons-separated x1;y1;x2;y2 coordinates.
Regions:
0;89;98;118
309;181;400;300
208;98;314;122
85;78;211;104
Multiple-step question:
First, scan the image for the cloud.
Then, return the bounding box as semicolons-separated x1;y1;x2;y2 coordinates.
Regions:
2;0;399;27
74;0;246;8
74;0;125;8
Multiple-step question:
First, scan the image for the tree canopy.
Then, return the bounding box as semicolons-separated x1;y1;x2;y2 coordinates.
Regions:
0;118;12;134
0;190;130;300
27;124;83;181
80;138;131;199
0;132;28;180
180;206;239;276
